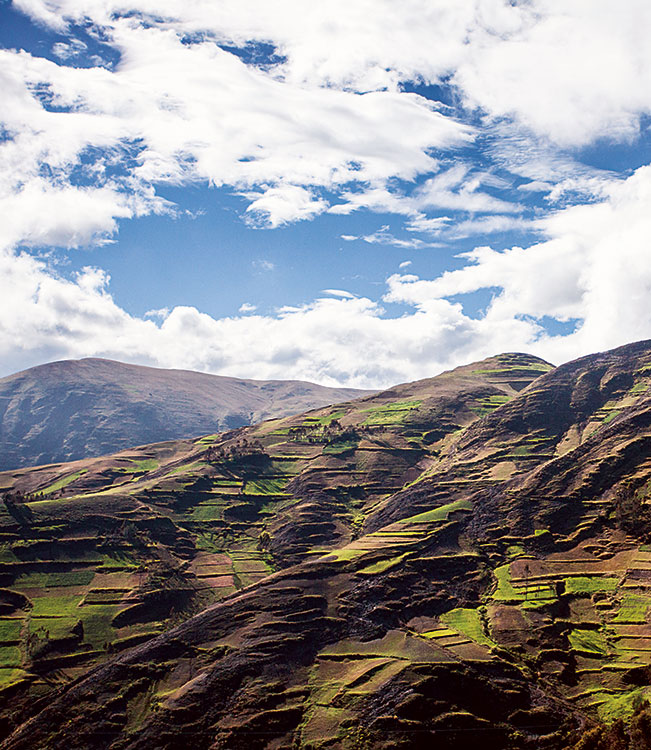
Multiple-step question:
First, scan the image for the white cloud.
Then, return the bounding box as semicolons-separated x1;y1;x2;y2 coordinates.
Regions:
3;0;651;388
321;289;356;299
244;185;327;228
145;307;170;319
405;215;451;234
444;215;535;239
52;38;87;60
3;166;651;386
455;0;651;146
340;225;432;249
252;259;274;272
398;260;411;269
414;166;522;215
238;302;257;313
0;14;474;234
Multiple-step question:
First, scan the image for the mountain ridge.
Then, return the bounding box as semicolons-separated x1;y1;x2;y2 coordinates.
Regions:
0;357;374;471
2;344;651;748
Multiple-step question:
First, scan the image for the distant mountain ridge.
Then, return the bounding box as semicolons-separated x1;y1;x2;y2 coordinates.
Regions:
0;358;374;470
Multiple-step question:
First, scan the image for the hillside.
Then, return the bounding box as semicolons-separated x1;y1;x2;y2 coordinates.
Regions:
0;358;373;471
2;344;651;748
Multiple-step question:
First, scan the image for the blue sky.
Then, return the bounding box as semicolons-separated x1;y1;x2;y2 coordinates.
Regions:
2;0;651;386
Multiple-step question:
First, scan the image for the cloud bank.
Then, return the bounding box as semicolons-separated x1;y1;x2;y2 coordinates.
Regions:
2;0;651;385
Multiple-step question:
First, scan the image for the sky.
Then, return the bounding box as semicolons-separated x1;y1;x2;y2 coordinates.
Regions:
2;0;651;387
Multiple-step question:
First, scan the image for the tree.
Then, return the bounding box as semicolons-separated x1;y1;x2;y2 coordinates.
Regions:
614;481;651;539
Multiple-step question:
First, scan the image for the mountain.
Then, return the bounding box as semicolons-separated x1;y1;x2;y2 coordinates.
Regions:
2;344;651;748
0;358;373;471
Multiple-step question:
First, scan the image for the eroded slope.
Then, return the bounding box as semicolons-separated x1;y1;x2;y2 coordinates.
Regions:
6;344;651;747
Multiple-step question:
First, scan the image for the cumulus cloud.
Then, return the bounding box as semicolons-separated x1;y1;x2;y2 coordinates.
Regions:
3;0;651;386
3;166;651;386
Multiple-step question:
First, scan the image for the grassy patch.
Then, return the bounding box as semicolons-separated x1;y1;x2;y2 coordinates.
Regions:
129;459;158;472
97;553;139;572
0;620;22;642
440;608;494;647
79;605;119;648
323;438;360;455
29;617;78;640
398;499;472;524
492;564;555;603
569;628;609;656
188;505;223;522
357;554;407;576
422;629;458;639
565;576;620;595
309;410;346;426
362;400;422;426
0;668;29;689
31;594;82;617
244;477;288;494
324;548;367;563
0;646;22;667
612;594;651;623
195;435;219;445
594;688;651;721
39;470;87;496
15;570;95;588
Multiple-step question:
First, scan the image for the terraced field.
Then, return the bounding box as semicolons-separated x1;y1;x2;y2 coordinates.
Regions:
3;343;651;748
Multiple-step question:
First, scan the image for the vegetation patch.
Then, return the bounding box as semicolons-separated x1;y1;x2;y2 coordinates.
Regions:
323;437;360;455
129;459;158;472
569;628;609;656
323;548;368;563
440;607;494;647
31;594;82;617
0;645;22;667
15;570;95;588
39;470;87;496
593;687;651;721
492;564;556;603
0;667;29;690
357;553;407;576
0;619;22;642
398;499;472;524
80;604;120;648
565;576;620;595
613;594;651;623
29;616;79;640
244;477;289;494
362;400;422;426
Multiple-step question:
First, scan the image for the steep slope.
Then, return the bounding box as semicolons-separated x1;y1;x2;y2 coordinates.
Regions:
6;343;651;748
0;358;373;470
0;351;550;739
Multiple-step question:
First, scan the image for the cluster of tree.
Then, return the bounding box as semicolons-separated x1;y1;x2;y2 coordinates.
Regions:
1;491;36;524
205;439;266;462
570;700;651;749
257;530;271;552
1;490;38;505
286;421;364;444
614;480;651;540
